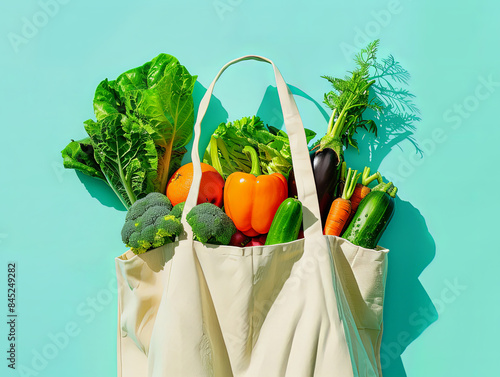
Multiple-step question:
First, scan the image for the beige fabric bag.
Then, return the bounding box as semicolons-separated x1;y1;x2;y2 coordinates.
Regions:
115;56;388;377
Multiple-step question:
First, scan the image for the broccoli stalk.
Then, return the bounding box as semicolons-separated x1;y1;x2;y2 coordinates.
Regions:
186;202;236;245
121;192;184;254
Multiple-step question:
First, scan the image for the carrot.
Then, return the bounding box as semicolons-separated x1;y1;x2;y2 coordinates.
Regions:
324;168;360;236
348;167;382;223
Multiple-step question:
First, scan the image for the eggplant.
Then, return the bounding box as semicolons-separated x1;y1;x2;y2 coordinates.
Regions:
311;148;342;226
287;147;342;227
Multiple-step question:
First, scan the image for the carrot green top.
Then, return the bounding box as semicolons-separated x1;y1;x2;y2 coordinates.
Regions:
342;168;362;200
361;166;382;186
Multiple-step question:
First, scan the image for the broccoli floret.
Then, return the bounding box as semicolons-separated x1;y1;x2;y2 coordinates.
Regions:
170;202;185;219
125;192;171;221
186;202;236;245
121;193;183;255
120;219;138;244
141;206;169;227
155;215;183;238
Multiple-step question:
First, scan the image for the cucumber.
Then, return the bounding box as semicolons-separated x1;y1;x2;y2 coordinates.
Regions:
265;198;303;245
341;182;396;249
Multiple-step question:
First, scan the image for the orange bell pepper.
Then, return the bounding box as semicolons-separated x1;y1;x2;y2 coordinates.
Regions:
224;146;288;237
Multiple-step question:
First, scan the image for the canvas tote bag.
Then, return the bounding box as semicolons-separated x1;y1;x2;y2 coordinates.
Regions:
115;55;389;377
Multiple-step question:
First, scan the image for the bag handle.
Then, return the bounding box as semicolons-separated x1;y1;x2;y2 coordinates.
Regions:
182;55;323;240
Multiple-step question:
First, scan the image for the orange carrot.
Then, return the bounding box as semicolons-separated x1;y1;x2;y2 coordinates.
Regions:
324;198;352;236
351;184;371;210
348;167;382;224
324;168;360;236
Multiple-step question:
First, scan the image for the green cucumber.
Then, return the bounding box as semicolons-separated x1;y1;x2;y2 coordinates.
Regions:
265;198;303;245
341;182;396;249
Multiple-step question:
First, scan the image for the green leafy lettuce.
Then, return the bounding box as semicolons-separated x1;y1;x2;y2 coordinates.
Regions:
61;137;105;181
61;54;197;209
203;116;316;179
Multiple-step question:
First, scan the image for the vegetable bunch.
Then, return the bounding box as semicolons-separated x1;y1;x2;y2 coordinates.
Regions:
62;54;197;209
164;143;301;247
63;43;409;252
322;163;397;248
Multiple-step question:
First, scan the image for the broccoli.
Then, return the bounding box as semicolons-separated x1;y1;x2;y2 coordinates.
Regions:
170;201;185;219
186;202;236;245
121;192;183;255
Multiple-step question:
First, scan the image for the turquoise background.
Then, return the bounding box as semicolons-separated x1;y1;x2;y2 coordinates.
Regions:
1;0;499;376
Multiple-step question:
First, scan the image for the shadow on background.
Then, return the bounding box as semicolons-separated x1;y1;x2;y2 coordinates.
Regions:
186;81;229;161
342;61;436;375
76;170;126;211
350;53;423;170
377;196;437;377
256;85;330;129
343;113;436;377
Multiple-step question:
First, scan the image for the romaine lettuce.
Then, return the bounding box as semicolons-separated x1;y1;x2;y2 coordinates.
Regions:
62;54;197;209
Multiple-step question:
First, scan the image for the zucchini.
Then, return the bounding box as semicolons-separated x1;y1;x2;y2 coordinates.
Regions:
341;182;397;249
265;198;303;245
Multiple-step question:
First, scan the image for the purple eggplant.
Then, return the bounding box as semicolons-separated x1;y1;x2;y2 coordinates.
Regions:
310;148;342;225
288;147;342;227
